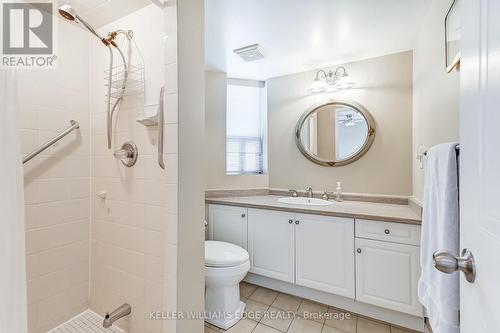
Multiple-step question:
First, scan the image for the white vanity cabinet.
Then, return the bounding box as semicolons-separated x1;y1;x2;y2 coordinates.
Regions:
247;208;295;282
207;203;421;318
355;220;422;316
247;209;355;297
208;204;248;249
295;213;355;298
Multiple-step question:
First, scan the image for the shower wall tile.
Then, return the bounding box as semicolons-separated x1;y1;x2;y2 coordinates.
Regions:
19;20;92;333
89;4;174;333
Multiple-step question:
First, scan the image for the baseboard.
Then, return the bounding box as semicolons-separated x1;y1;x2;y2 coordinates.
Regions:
244;273;424;332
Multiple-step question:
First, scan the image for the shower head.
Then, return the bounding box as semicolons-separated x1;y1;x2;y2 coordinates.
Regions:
58;4;76;21
58;4;111;45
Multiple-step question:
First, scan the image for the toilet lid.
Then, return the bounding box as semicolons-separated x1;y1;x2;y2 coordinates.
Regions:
205;241;249;267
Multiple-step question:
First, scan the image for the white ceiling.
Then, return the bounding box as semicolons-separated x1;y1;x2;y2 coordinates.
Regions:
205;0;432;80
59;0;151;27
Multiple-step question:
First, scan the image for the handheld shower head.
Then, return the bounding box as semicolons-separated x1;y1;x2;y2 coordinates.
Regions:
58;4;109;44
58;4;76;21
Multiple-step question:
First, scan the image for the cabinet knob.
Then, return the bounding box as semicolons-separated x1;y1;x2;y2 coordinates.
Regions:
288;219;293;224
357;248;362;254
295;220;300;225
241;213;246;218
384;229;390;235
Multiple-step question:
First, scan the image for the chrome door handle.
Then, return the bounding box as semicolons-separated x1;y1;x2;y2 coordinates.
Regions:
433;248;476;283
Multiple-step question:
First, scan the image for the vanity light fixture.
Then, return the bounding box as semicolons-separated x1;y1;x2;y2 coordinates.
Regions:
308;66;355;93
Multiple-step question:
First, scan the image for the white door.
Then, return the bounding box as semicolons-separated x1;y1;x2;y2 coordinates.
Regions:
208;205;248;249
295;214;355;298
459;0;500;331
355;238;422;316
247;208;295;283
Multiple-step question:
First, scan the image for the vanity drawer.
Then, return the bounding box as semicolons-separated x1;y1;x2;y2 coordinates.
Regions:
355;219;421;246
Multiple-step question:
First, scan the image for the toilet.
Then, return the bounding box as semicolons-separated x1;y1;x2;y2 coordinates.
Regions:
205;240;250;329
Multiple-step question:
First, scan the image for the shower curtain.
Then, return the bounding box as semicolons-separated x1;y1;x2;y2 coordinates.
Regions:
0;70;28;333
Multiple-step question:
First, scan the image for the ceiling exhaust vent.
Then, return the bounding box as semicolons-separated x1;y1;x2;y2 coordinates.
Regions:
234;44;265;62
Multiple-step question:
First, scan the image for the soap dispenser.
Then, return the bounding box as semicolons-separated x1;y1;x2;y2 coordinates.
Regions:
335;182;343;202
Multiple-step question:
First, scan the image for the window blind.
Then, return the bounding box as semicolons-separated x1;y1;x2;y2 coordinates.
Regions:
226;79;266;175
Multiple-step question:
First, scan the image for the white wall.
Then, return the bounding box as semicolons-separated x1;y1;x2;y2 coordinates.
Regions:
18;20;91;333
267;52;413;196
162;2;179;333
412;0;460;202
89;5;171;333
205;70;269;190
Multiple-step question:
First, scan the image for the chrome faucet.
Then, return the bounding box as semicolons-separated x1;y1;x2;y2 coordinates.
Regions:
103;304;131;328
305;187;313;198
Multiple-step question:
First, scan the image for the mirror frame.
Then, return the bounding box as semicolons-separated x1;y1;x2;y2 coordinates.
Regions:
294;99;376;167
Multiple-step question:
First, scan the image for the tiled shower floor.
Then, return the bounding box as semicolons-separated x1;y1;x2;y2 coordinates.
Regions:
47;310;125;333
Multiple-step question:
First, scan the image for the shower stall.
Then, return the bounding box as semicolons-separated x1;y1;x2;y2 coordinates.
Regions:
4;1;180;332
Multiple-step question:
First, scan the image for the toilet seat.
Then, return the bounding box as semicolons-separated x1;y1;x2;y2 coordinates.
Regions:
205;240;249;267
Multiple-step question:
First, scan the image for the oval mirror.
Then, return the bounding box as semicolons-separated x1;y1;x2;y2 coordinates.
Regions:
295;100;375;166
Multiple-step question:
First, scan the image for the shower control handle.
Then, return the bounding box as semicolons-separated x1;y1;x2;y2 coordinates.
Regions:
114;141;138;167
113;149;132;159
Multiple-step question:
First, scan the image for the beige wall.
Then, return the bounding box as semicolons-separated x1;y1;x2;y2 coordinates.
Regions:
89;5;172;333
204;70;269;190
268;51;413;196
412;0;460;202
19;21;91;333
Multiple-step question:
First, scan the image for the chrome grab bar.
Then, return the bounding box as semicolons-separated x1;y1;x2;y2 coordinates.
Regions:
157;86;165;169
22;120;80;164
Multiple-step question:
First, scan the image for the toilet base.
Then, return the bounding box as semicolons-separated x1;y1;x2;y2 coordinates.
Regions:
205;300;246;330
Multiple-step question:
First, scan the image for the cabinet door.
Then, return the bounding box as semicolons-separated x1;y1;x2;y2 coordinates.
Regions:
247;208;295;283
208;205;248;249
355;238;422;316
295;214;355;298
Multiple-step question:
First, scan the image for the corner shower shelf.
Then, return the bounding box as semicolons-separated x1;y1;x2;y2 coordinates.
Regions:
105;63;144;99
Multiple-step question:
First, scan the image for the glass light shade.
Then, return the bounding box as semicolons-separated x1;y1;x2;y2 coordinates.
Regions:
334;73;355;90
308;78;328;93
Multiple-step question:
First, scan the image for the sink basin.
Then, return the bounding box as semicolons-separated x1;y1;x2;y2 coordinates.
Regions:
278;197;334;206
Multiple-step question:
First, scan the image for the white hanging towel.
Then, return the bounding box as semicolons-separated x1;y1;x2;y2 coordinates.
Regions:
0;70;28;333
418;142;460;333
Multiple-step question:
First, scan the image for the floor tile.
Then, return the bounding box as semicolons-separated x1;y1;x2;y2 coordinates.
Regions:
226;318;258;333
253;323;284;333
287;316;323;333
272;293;302;312
240;282;258;298
205;325;219;333
322;326;350;333
297;300;328;324
324;308;357;333
248;287;279;306
391;327;416;333
244;299;270;322
260;307;295;332
357;317;391;333
47;310;125;333
205;322;221;332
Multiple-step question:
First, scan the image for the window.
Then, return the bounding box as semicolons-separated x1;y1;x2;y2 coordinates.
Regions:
226;79;267;175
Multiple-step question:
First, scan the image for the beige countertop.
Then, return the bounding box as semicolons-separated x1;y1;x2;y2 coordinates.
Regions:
205;195;421;225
